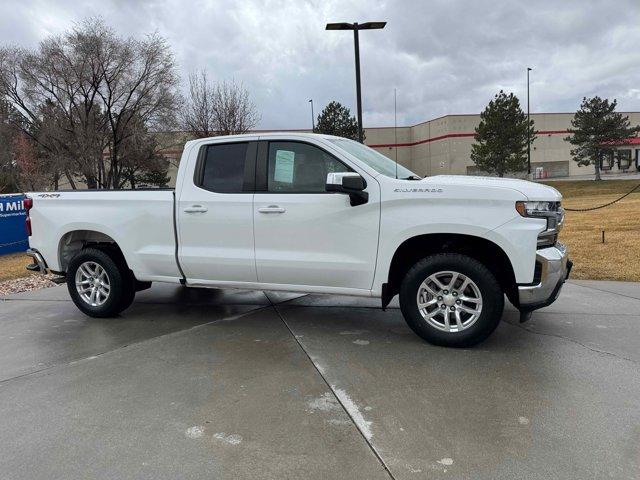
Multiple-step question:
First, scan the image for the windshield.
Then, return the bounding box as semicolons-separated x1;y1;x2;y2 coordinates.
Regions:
328;138;420;179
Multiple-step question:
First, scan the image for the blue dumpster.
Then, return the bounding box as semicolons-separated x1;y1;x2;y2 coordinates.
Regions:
0;194;28;255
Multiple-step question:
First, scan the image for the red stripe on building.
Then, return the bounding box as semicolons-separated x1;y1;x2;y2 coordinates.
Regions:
368;130;569;148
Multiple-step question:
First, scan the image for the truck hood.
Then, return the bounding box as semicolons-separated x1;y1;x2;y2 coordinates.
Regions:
421;175;562;201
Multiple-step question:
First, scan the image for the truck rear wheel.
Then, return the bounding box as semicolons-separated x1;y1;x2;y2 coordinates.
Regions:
67;248;131;318
399;253;504;347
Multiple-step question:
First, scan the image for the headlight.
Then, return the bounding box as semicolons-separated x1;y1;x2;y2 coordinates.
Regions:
516;201;564;248
515;201;558;217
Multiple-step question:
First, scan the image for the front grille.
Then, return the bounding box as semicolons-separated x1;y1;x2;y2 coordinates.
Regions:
538;202;563;247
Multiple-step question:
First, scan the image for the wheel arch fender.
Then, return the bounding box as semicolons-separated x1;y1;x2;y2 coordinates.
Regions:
56;223;132;274
377;229;518;306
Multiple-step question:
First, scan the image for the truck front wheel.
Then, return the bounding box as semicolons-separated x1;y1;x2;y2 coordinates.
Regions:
67;248;132;318
399;253;504;347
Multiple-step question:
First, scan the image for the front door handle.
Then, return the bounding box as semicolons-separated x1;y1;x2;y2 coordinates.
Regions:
184;205;208;213
258;205;286;214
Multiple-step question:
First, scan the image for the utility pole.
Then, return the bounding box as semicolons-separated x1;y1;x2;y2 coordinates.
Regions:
527;67;532;177
353;25;363;143
308;99;315;132
326;21;387;143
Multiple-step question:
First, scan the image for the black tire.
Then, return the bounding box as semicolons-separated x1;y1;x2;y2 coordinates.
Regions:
116;270;136;314
67;248;128;318
399;253;504;347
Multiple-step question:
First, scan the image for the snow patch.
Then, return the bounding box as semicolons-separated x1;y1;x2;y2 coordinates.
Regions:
214;432;242;445
437;458;453;466
332;387;373;440
518;416;530;425
185;426;204;439
328;418;351;426
308;392;340;412
310;357;327;375
352;339;370;346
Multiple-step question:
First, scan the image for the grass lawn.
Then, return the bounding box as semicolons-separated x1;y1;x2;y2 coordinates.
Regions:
1;178;638;284
0;252;32;282
544;179;640;282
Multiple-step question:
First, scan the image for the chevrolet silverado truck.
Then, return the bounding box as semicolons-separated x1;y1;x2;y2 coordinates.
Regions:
24;133;571;347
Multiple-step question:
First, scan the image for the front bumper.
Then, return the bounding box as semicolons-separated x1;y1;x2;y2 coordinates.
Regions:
518;243;572;311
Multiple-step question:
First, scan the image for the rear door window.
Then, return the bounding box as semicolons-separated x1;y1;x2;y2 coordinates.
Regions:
200;142;249;193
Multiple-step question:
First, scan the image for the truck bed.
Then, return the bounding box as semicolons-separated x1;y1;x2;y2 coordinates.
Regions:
27;189;181;282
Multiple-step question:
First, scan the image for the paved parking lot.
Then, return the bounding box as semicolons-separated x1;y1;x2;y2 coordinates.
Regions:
0;280;638;479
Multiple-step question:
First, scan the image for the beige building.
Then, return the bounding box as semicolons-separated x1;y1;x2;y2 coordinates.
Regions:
363;112;640;179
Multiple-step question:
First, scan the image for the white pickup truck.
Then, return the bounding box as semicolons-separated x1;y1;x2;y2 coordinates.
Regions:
25;133;571;347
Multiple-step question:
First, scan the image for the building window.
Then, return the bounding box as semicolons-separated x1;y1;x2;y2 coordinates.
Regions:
617;150;631;170
600;153;613;171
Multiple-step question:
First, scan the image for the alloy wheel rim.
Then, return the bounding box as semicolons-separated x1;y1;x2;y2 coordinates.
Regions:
416;270;483;333
75;261;110;307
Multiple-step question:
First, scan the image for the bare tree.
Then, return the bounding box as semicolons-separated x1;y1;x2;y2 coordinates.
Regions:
0;18;179;189
181;72;259;138
96;27;179;188
0;100;19;192
0;29;108;188
180;70;216;138
212;80;260;135
119;115;170;189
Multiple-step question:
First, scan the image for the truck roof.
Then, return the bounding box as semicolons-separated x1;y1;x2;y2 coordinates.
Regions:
185;132;346;146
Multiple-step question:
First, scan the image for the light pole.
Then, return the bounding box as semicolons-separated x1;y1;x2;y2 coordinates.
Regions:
308;99;315;132
527;67;532;177
326;21;386;143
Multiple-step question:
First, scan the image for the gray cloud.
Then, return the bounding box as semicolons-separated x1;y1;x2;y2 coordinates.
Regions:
1;0;639;128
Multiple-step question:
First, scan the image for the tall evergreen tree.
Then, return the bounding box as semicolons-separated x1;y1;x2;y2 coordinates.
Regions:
565;96;639;180
471;90;535;177
314;101;362;141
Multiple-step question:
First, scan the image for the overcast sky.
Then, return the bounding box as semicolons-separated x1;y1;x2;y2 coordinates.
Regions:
1;0;639;129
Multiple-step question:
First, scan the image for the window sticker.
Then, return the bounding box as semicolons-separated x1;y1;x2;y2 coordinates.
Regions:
274;150;295;183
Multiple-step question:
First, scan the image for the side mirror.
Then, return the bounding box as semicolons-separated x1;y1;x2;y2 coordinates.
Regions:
326;172;368;206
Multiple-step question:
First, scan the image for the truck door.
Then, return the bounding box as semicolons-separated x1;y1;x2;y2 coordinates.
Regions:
177;140;257;284
253;140;380;290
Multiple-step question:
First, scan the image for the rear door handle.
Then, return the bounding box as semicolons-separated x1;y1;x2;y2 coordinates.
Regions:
258;205;286;214
184;205;208;213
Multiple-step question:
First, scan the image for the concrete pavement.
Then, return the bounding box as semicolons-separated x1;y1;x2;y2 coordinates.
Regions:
0;281;638;479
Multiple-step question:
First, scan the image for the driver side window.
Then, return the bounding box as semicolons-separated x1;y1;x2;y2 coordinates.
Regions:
267;142;352;193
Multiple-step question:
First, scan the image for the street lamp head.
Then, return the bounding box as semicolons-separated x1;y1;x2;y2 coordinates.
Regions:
527;67;533;71
325;22;354;30
326;21;386;30
358;21;387;30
